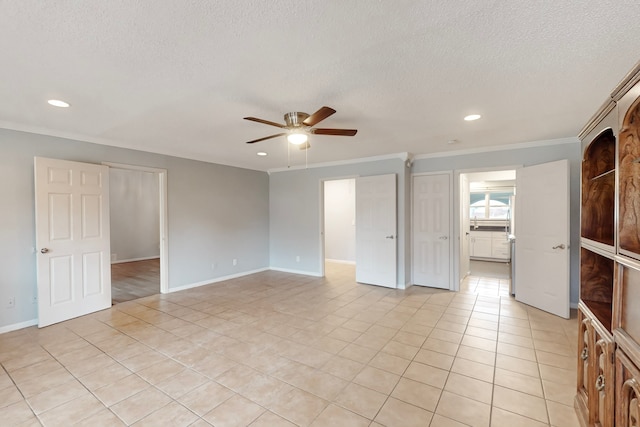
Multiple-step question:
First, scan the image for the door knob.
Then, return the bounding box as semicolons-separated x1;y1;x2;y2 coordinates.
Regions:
40;248;49;254
385;235;395;239
552;244;566;250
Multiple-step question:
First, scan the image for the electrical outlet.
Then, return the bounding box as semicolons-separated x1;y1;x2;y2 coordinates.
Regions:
211;263;216;270
232;259;237;266
296;255;300;262
7;297;15;308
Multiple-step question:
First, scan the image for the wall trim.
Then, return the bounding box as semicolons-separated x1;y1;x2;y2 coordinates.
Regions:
111;256;160;265
167;268;270;293
269;267;323;277
0;122;251;171
268;152;408;174
325;259;356;265
0;319;38;335
413;137;578;161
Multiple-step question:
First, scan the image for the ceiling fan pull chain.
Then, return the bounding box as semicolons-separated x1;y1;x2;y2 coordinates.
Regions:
287;140;290;168
305;142;308;169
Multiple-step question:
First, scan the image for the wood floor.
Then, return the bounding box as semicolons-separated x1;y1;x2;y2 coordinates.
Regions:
111;259;160;304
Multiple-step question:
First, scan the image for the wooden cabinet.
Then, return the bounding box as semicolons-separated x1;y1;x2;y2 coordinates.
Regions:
578;304;616;427
615;349;640;427
577;309;593;421
576;63;640;427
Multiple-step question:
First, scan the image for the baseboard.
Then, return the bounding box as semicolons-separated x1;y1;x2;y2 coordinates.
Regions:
325;259;356;265
269;267;323;277
167;267;270;293
0;318;38;334
111;256;160;265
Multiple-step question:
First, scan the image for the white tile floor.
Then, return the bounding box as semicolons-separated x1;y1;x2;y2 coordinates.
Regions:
0;262;579;426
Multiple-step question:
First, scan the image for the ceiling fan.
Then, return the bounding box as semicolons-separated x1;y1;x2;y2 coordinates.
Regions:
243;106;357;149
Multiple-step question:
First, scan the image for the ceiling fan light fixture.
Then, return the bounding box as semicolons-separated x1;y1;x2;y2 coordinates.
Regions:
256;152;267;156
287;131;308;145
464;114;481;121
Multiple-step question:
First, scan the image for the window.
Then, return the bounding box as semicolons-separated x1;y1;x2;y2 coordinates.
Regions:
470;191;512;219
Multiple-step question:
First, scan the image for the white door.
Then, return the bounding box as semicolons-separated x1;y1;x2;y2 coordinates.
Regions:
515;159;570;318
35;157;112;327
412;174;450;289
356;174;397;288
459;173;471;280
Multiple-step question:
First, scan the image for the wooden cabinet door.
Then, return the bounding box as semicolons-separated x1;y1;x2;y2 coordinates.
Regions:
592;323;615;427
576;308;592;423
616;349;640;427
617;80;640;261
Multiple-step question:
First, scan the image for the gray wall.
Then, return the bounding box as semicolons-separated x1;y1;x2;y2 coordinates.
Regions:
324;179;356;263
0;128;269;330
110;168;160;262
412;140;582;304
269;157;410;285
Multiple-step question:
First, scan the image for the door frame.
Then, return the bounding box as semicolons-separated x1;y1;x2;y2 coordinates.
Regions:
455;165;521;291
103;162;169;294
318;175;358;278
410;171;454;290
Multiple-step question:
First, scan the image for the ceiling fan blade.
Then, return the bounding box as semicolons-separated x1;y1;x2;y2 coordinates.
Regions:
245;133;286;144
302;106;336;127
312;128;358;136
244;117;286;128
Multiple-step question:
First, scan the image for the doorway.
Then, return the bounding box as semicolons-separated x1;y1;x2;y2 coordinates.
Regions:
104;162;169;303
459;169;516;297
322;178;356;281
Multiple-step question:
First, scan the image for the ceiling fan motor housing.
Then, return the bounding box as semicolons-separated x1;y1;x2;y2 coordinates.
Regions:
284;112;309;128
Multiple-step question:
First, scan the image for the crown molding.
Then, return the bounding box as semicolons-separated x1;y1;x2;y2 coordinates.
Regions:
611;60;640;102
268;152;408;174
413;137;579;161
578;99;616;141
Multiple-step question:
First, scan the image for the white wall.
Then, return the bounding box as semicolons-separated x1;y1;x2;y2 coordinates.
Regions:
324;179;355;263
412;139;582;304
270;156;409;285
0;128;269;331
110;168;160;262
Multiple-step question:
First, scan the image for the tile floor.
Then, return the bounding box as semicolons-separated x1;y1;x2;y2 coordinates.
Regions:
0;263;579;426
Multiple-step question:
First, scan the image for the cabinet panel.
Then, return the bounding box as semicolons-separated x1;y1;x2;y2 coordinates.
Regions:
619;264;640;347
470;234;492;258
576;308;592;425
592;323;615;427
582;128;616;248
580;247;614;332
616;349;640;427
618;81;640;260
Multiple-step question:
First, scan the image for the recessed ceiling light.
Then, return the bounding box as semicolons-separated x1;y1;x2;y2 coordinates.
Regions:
47;99;70;108
257;152;268;157
464;114;481;121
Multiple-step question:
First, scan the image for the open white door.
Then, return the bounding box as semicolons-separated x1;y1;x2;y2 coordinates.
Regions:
356;174;397;288
412;173;451;289
515;159;570;318
459;173;471;281
35;157;112;327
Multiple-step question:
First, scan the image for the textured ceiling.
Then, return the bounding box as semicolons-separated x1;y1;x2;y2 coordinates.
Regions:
1;1;639;171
